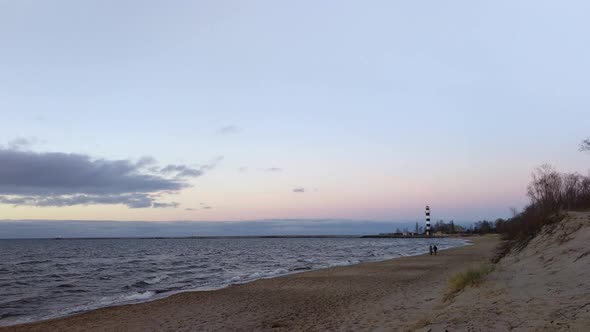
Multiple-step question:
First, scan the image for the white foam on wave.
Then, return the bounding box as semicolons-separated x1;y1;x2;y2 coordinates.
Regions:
226;268;292;285
249;268;289;279
327;259;361;268
144;275;167;285
122;291;156;301
90;291;157;308
229;276;242;283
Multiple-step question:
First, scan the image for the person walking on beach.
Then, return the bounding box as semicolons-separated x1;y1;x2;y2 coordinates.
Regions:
429;245;433;255
433;245;438;255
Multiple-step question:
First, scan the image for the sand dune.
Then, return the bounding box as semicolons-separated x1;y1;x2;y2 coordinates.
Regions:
419;211;590;331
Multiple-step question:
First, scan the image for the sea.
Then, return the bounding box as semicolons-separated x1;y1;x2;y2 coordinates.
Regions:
0;237;468;326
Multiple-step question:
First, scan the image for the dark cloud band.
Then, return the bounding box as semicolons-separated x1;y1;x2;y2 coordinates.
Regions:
0;148;206;208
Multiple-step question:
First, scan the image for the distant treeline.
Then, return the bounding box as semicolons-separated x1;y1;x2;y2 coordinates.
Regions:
394;219;500;235
398;221;472;235
425;219;503;235
492;138;590;260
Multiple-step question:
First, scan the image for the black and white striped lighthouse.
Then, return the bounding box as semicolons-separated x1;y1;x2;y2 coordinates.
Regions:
425;205;431;236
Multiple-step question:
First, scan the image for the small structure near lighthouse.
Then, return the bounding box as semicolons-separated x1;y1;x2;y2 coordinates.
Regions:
425;205;432;236
363;206;438;238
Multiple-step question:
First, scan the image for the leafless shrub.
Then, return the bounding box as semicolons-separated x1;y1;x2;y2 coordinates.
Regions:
495;165;590;261
495;139;590;261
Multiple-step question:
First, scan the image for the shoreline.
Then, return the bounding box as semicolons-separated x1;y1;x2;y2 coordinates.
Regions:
1;236;497;332
1;238;470;328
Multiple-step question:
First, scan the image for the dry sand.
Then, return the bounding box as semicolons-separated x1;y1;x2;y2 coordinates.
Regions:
1;236;498;332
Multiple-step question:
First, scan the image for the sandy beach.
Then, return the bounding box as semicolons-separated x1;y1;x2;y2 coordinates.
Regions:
1;236;498;332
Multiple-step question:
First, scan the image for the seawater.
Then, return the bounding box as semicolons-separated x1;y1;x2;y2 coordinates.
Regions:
0;237;468;326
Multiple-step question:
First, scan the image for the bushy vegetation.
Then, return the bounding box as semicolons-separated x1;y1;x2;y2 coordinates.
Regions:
430;220;459;234
493;162;590;261
430;219;501;235
469;219;502;234
446;264;494;300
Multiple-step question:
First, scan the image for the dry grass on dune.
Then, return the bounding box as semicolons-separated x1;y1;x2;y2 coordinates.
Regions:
445;264;493;300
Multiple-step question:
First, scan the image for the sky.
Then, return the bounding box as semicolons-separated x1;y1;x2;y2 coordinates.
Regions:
1;1;589;236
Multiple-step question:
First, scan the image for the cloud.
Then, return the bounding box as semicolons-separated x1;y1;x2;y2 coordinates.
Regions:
152;202;180;208
5;137;37;150
184;203;212;211
135;156;157;168
217;126;240;135
159;156;223;177
200;202;212;210
0;147;204;208
199;156;224;172
293;187;305;193
261;167;282;173
160;164;203;178
0;193;157;208
240;167;281;173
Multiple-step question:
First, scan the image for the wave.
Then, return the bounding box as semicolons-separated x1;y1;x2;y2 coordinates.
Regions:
15;260;52;266
57;283;76;288
121;291;156;302
130;275;168;288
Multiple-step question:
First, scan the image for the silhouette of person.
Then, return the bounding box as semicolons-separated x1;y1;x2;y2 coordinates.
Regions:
433;245;438;255
429;245;433;255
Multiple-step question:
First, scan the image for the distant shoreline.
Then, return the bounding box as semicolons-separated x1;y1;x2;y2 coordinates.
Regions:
0;234;476;240
0;235;362;240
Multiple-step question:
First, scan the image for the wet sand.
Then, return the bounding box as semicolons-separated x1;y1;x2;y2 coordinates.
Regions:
2;236;498;332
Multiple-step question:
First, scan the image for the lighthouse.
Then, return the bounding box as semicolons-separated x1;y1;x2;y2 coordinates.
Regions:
425;205;431;236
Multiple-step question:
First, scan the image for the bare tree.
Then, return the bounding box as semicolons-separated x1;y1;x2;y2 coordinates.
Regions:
509;207;519;218
580;138;590;153
527;164;562;212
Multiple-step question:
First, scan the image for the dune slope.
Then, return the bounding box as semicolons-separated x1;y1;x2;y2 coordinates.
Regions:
420;211;590;332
